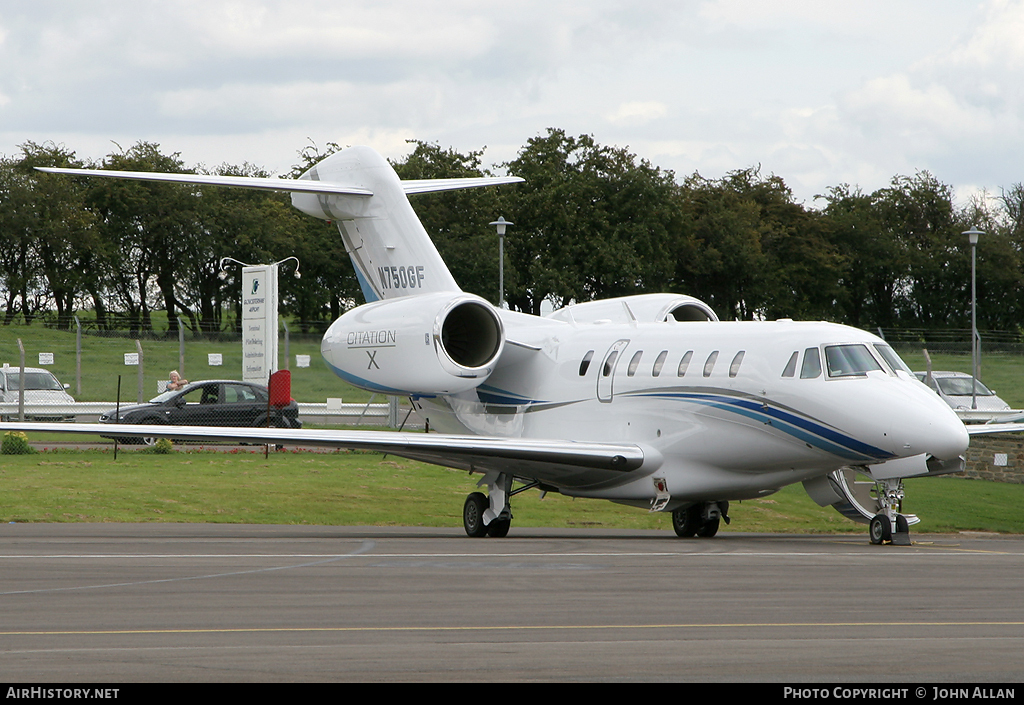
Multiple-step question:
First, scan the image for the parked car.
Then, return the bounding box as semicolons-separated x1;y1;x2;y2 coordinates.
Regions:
98;380;301;444
914;371;1011;411
0;365;76;421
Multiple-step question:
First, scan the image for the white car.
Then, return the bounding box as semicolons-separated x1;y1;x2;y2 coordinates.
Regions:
0;366;76;421
914;371;1010;412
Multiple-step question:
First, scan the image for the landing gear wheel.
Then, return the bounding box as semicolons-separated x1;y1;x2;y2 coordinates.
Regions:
672;504;701;537
869;514;892;545
895;514;910;534
696;515;721;538
463;492;489;538
486;518;511;538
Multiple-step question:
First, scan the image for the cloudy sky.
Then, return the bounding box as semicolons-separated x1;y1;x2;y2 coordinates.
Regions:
2;1;1021;205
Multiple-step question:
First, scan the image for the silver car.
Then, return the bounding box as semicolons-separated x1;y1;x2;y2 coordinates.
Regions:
914;371;1010;412
0;366;76;421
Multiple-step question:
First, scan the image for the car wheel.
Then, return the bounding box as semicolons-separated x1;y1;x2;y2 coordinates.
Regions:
141;417;166;446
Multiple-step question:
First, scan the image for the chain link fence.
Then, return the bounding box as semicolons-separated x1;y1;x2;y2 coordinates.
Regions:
877;328;1024;356
0;318;406;441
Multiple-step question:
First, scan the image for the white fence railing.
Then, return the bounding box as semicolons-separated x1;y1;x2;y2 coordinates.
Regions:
0;402;393;424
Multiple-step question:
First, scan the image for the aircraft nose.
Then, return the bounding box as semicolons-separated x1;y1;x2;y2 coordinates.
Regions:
896;391;969;461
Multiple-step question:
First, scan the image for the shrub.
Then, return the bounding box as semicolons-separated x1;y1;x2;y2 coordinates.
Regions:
147;438;174;454
2;431;36;455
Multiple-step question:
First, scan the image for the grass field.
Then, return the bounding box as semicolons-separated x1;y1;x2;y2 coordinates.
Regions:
0;320;373;404
1;448;1021;534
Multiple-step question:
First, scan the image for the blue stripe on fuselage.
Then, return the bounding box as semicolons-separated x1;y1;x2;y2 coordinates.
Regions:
633;390;894;462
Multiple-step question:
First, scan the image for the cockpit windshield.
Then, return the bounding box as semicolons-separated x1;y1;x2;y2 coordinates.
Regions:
873;344;914;376
824;344;883;378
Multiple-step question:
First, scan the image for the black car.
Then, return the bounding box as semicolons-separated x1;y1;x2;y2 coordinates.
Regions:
99;380;301;444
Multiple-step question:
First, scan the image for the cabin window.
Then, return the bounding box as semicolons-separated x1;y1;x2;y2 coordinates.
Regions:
782;352;798;377
825;344;883;378
579;350;595;376
800;347;821;379
627;351;643;377
703;351;719;377
677;351;693;377
652;350;668;377
603;351;619;377
729;351;745;377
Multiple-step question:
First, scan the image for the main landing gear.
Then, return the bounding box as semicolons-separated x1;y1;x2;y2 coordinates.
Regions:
462;472;540;538
672;501;730;538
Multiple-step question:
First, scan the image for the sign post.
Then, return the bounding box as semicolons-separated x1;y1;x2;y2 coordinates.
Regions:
241;265;279;384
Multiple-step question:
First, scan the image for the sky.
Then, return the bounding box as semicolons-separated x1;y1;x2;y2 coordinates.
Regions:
2;0;1022;207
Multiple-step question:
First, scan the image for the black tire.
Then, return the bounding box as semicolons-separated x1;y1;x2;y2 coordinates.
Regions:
463;492;489;538
895;514;910;534
870;514;892;545
696;515;721;538
486;518;511;538
672;504;701;537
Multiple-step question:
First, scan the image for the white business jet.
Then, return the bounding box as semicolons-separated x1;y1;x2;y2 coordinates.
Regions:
9;146;977;543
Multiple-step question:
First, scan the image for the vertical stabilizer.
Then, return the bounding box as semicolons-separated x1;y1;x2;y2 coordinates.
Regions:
291;146;461;302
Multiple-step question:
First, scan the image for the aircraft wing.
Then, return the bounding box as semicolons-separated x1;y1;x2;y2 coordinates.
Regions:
966;423;1024;436
0;422;647;484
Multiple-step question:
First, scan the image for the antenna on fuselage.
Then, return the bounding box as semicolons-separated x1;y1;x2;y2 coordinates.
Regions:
622;301;638;328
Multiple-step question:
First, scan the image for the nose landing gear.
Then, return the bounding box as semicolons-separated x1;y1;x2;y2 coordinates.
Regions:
869;479;912;545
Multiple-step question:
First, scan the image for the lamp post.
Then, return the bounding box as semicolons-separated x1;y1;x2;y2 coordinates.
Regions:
489;217;513;309
218;256;301;281
964;226;984;410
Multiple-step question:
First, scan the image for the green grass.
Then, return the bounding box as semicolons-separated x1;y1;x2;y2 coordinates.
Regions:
1;448;1022;534
0;320;373;404
899;351;1024;408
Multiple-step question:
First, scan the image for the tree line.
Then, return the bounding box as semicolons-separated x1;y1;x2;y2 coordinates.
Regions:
2;129;1023;335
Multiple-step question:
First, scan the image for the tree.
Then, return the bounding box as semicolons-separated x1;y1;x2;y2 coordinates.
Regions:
0;142;98;327
501;129;683;314
390;140;502;301
85;142;200;334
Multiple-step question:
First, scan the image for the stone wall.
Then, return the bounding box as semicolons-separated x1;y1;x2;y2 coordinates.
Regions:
964;434;1024;483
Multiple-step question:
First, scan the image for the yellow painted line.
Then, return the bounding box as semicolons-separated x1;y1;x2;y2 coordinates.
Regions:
4;621;1024;637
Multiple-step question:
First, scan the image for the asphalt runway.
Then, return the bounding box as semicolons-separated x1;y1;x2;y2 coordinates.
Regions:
1;524;1022;683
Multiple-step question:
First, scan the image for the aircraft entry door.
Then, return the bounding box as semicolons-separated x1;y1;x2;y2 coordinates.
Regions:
597;339;630;403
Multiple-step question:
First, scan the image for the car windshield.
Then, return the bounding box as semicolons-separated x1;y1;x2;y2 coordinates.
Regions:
6;371;63;391
937;377;995;396
149;390;180;403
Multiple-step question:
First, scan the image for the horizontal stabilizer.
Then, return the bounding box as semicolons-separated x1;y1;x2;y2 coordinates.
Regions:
35;167;374;196
401;176;524;194
35;169;523;197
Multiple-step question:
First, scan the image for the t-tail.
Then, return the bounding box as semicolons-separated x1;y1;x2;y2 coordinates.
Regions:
37;145;522;304
291;146;521;302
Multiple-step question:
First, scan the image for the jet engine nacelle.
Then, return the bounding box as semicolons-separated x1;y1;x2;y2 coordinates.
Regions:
321;292;505;395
